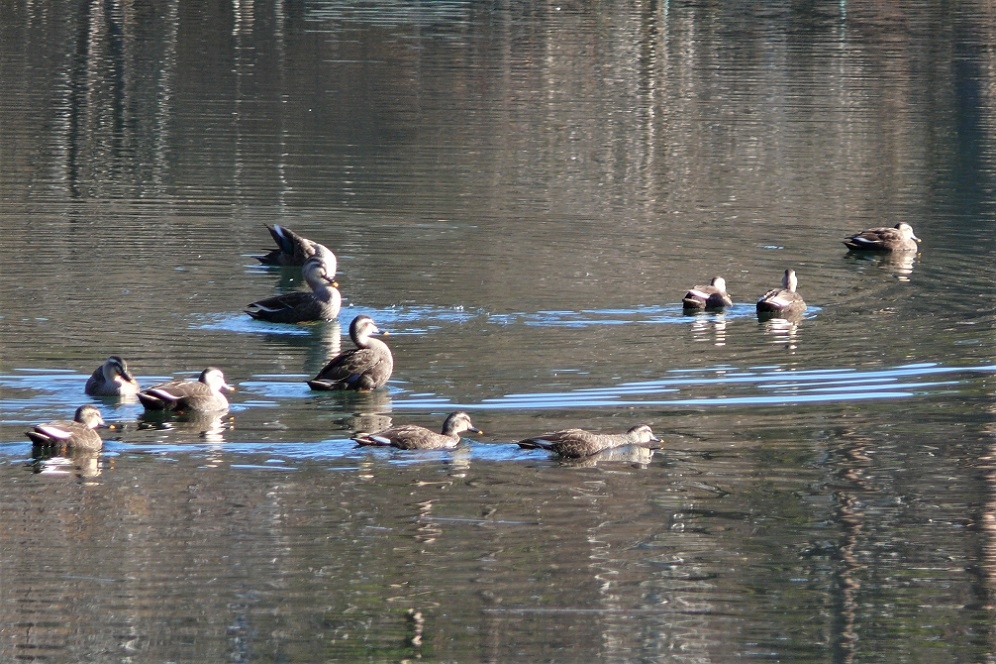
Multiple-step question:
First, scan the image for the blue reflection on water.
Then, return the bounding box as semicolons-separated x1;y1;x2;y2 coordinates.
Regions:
3;362;994;428
197;303;819;335
197;304;482;335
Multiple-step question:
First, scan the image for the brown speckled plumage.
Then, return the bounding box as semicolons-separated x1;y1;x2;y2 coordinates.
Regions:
84;356;140;397
308;315;394;391
256;224;337;269
683;276;733;310
517;424;659;459
246;254;341;323
353;412;482;450
843;223;920;252
26;404;105;452
138;367;233;413
756;268;807;318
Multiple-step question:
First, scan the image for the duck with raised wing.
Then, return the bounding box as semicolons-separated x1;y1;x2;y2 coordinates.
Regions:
84;355;140;397
517;423;659;459
756;268;807;318
138;367;233;413
26;404;105;452
682;276;733;311
843;222;921;252
308;315;393;391
353;412;482;450
256;224;337;271
245;254;341;323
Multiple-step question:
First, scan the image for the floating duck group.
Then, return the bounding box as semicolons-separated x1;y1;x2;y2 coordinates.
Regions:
683;222;920;316
29;221;921;459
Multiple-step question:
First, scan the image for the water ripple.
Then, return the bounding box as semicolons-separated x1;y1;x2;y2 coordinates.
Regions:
459;362;996;411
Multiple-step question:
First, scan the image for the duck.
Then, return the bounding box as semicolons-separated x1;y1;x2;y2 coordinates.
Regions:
245;254;341;323
84;355;141;397
682;276;733;310
308;315;393;391
137;367;233;413
26;404;105;452
256;224;337;272
843;222;921;252
353;412;482;450
756;268;807;317
516;423;659;459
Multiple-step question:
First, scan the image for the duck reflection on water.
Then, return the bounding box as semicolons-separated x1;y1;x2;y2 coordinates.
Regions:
28;449;104;478
558;444;656;468
690;312;729;347
138;409;233;443
844;250;917;282
762;316;801;351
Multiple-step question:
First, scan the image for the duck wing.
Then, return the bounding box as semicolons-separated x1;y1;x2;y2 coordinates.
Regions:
308;348;391;390
138;380;207;410
843;227;894;250
245;292;317;323
257;225;313;265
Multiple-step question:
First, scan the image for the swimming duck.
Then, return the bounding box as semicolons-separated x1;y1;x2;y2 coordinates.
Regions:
26;404;105;452
308;315;393;391
138;367;233;413
843;222;921;252
245;254;341;323
84;355;140;397
756;269;807;317
516;423;659;459
682;276;733;310
353;411;482;450
256;224;337;272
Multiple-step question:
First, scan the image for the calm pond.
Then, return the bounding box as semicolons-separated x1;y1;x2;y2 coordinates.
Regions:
1;1;995;662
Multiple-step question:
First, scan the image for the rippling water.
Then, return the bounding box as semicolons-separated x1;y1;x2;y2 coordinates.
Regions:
2;1;996;662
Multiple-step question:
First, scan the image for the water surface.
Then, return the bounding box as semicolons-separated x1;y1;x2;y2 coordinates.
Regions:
1;1;995;662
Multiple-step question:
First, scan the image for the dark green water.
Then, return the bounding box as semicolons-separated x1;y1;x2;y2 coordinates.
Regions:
1;1;994;661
